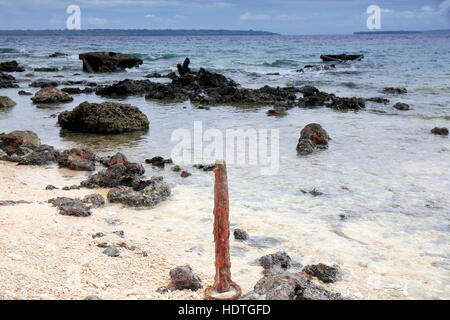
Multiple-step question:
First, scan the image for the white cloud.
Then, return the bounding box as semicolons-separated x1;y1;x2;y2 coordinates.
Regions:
394;0;450;20
239;12;271;21
85;17;108;25
380;8;393;14
145;13;184;24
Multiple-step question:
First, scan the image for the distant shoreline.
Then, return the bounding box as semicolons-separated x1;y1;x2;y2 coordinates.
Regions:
354;29;450;35
0;29;279;37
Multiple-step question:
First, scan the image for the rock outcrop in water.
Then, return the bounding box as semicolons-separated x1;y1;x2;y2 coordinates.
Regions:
382;87;407;94
326;96;365;111
0;72;18;88
49;52;67;58
431;127;449;136
296;123;330;156
79;52;143;73
297;64;336;73
320;54;363;62
241;272;344;300
30;79;59;88
58;101;149;134
0;60;25;72
393;102;410;111
96;58;301;108
31;88;73;104
0;96;16;109
298;86;334;108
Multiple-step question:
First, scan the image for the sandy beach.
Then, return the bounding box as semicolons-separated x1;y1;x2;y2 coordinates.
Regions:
1;159;449;300
0;160;216;300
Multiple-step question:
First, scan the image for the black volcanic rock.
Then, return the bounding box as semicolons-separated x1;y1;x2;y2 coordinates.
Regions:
79;52;143;73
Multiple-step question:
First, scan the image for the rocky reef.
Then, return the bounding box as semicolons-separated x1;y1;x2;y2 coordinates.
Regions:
58;101;149;134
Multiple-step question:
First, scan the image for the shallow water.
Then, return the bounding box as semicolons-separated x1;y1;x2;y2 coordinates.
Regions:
1;34;449;299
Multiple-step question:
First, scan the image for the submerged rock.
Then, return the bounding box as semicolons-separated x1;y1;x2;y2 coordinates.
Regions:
31;87;73;104
48;197;92;217
298;86;333;108
61;87;95;94
56;148;96;171
18;90;32;96
30;79;59;88
0;60;25;72
382;87;407;94
234;228;249;241
58;101;149;134
193;163;216;172
431;127;449;136
393;102;410;111
258;251;292;271
297;64;336;72
107;177;170;207
145;156;172;168
49;52;68;58
296;123;330;156
79;52;143;73
0;72;18;88
34;67;59;72
241;272;344;300
302;263;342;283
266;108;287;116
366;97;389;104
167;265;203;291
180;170;191;178
0;96;16;109
326;96;365;111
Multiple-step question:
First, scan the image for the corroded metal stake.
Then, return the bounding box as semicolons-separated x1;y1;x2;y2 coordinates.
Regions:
205;160;241;300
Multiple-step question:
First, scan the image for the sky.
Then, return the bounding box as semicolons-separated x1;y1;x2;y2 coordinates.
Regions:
0;0;449;34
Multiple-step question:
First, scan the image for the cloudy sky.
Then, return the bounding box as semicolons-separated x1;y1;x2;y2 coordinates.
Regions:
0;0;449;34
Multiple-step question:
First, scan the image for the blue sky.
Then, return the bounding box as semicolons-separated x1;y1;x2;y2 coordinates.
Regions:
0;0;449;34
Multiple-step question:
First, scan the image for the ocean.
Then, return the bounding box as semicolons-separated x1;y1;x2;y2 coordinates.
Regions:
0;33;449;299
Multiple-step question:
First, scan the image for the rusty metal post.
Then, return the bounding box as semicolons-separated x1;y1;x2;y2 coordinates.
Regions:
205;160;241;300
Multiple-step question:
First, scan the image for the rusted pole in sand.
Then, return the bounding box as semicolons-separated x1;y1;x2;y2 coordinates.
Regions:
205;160;241;300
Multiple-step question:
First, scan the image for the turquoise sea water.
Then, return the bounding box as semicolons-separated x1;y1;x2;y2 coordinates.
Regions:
0;34;449;299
